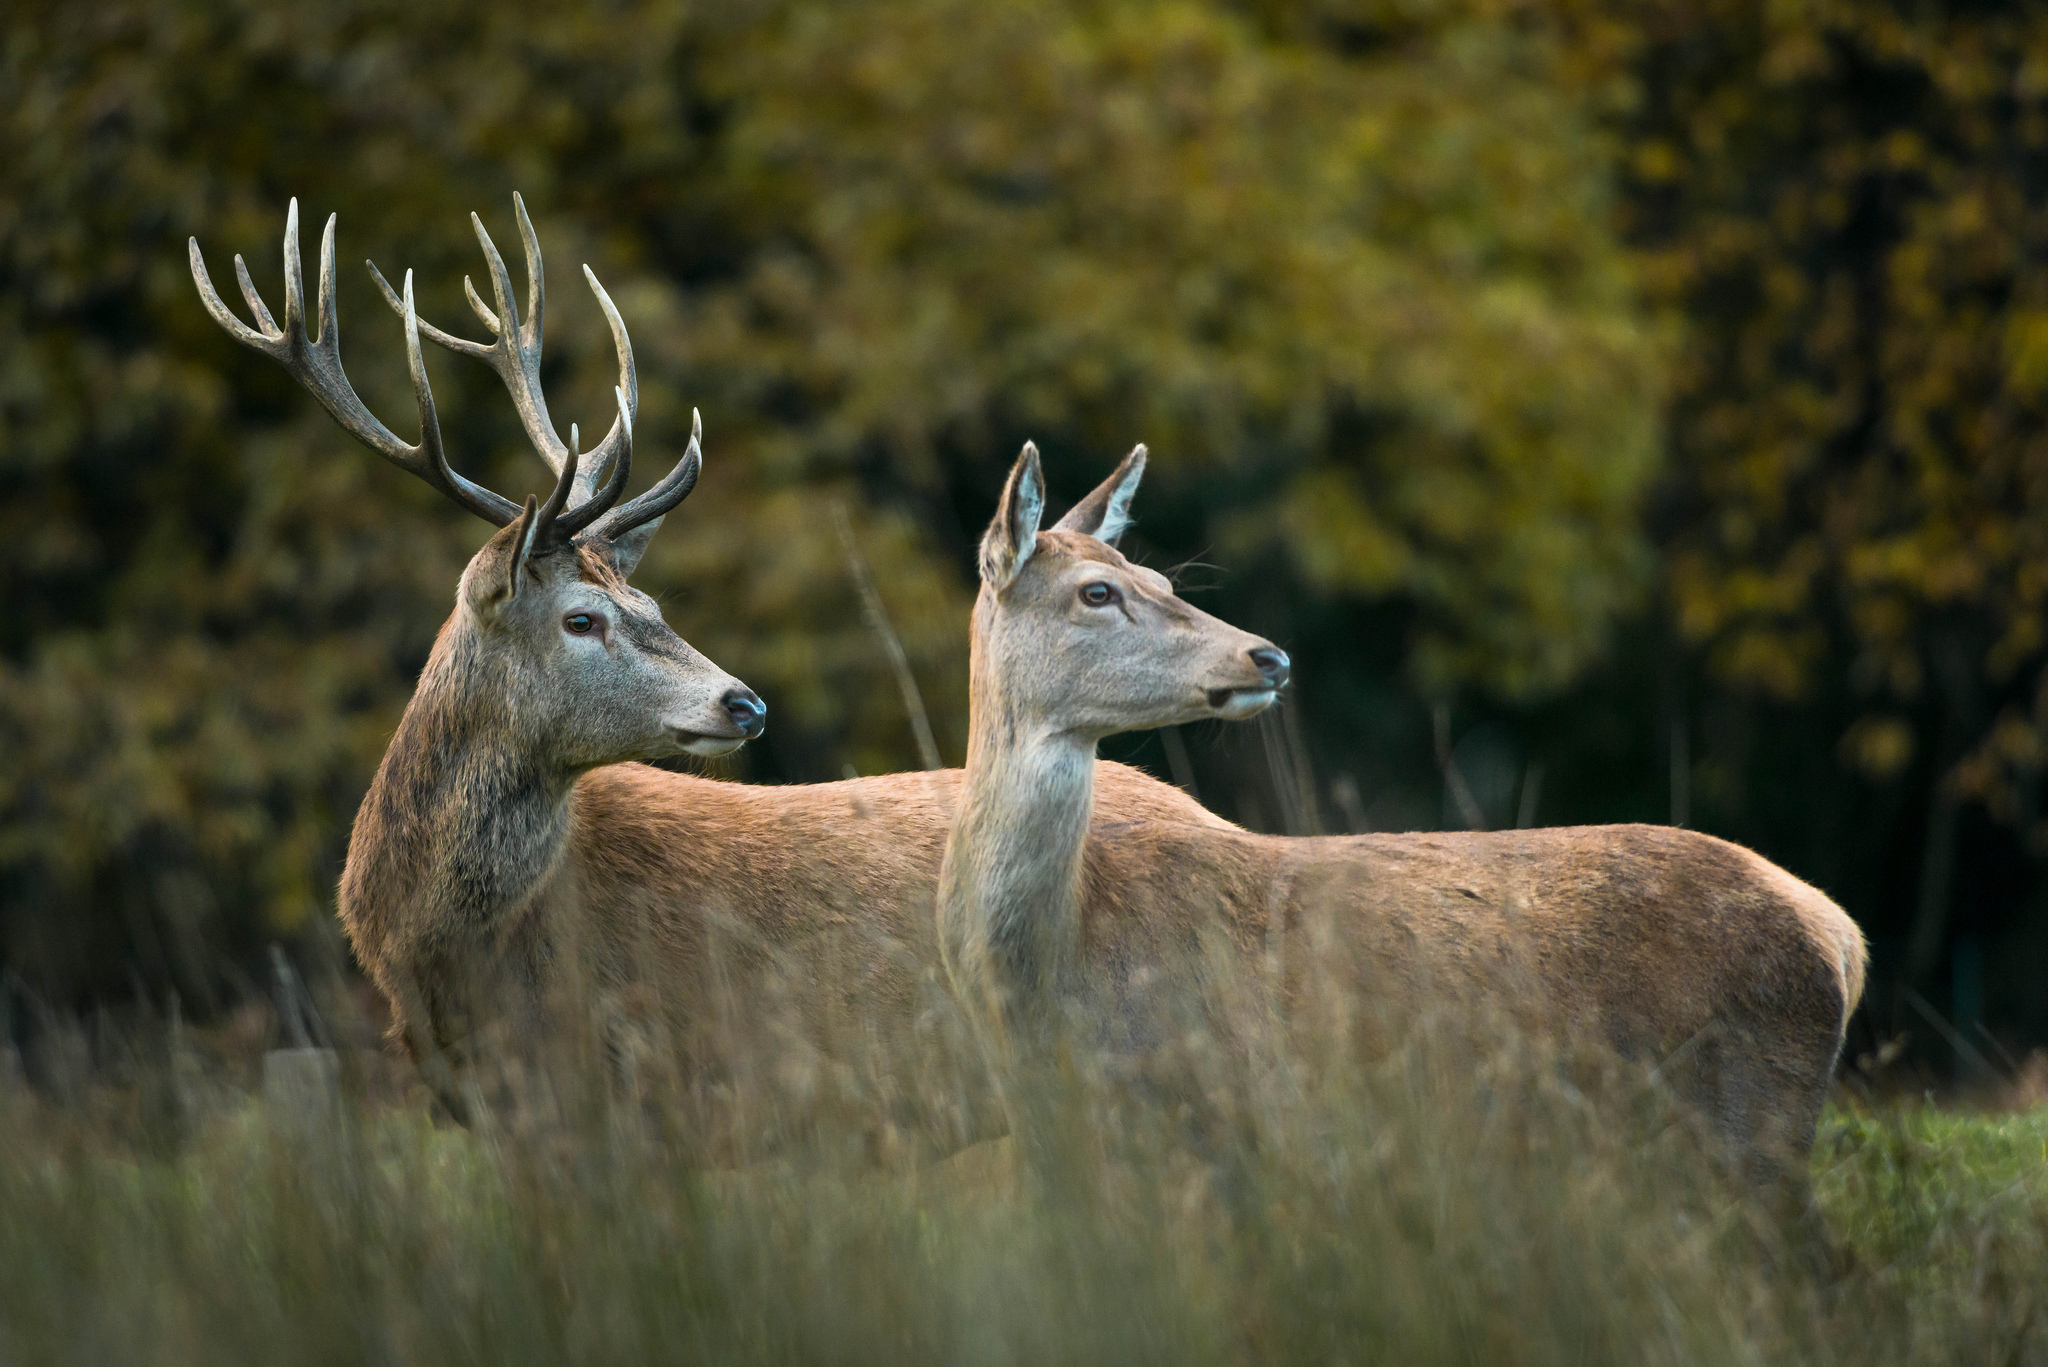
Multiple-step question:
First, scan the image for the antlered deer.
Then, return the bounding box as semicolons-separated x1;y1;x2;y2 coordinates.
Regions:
189;199;1229;1130
939;444;1867;1203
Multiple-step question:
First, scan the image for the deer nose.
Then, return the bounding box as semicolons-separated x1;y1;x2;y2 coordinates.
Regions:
722;687;767;738
1249;646;1291;689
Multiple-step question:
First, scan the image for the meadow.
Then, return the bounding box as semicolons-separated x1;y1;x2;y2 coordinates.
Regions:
11;4;2048;1360
2;987;2043;1367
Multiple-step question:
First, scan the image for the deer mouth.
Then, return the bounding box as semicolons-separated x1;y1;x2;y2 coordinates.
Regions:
673;729;748;757
1205;686;1278;720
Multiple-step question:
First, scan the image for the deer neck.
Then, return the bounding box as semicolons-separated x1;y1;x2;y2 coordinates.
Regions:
345;618;579;936
939;634;1097;1024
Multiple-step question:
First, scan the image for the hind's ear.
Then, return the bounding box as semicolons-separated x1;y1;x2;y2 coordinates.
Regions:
980;442;1045;590
1053;444;1146;545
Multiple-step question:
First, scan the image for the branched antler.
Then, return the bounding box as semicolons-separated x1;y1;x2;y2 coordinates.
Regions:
366;195;657;511
192;197;703;554
189;200;522;526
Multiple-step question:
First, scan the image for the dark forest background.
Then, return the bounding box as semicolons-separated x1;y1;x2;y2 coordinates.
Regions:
6;0;2048;1074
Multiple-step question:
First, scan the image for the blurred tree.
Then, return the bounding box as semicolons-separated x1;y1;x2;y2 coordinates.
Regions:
1;0;1659;1010
707;0;1662;697
1557;0;2048;1042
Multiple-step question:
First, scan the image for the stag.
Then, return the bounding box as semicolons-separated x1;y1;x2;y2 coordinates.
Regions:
939;444;1867;1208
190;199;1228;1132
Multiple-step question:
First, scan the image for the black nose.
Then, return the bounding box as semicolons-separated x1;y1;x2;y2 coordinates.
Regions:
722;687;767;738
1249;646;1290;688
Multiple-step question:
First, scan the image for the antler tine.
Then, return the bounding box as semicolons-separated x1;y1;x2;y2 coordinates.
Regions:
369;197;576;486
514;192;544;353
471;210;524;353
555;386;636;538
281;199;305;346
593;405;700;543
464;277;501;334
192;239;270;349
573;263;640;499
399;271;524;526
528;410;582;543
314;211;339;346
232;254;278;335
189;201;521;527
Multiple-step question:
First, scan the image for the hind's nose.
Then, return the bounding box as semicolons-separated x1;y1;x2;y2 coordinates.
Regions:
1248;646;1291;689
722;686;768;738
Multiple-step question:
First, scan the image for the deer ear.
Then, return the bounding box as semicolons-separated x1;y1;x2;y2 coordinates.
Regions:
464;495;541;620
1052;444;1146;545
506;494;543;601
606;515;661;577
980;442;1045;589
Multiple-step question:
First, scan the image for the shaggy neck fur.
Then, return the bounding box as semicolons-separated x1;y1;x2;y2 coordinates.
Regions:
938;600;1097;1037
341;614;579;965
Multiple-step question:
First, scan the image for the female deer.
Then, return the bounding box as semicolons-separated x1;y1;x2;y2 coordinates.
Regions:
939;444;1866;1202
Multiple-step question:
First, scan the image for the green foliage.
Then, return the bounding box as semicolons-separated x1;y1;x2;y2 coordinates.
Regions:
1601;2;2048;821
1826;1106;2048;1287
1;0;1659;1000
709;0;1663;695
1816;1104;2048;1350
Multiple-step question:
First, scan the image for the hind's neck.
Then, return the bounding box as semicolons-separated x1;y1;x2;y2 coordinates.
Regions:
938;633;1096;1031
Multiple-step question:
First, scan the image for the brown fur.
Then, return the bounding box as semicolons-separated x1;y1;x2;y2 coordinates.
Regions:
1070;820;1861;1189
334;551;1228;1133
335;439;1864;1197
937;450;1869;1197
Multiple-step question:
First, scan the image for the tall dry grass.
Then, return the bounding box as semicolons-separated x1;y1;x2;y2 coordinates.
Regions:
2;965;2044;1366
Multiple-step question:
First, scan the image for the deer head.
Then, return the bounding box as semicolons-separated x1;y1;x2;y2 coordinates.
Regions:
974;442;1289;741
190;198;765;764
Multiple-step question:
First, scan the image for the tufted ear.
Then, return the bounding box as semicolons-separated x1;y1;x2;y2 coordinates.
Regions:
1052;444;1146;545
979;442;1046;590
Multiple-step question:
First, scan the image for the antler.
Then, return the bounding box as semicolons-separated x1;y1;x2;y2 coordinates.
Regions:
591;404;700;544
188;200;522;527
366;194;649;510
365;194;702;552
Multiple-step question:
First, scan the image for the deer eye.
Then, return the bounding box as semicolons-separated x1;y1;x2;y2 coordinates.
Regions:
564;612;599;636
1079;582;1120;608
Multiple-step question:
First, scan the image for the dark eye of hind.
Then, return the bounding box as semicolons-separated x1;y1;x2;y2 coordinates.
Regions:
1080;582;1119;608
564;612;595;635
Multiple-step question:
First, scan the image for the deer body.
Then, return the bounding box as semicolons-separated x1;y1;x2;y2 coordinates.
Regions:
940;446;1867;1194
329;515;1228;1127
345;709;1227;1112
343;664;1228;1143
195;199;1862;1187
194;198;1233;1134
